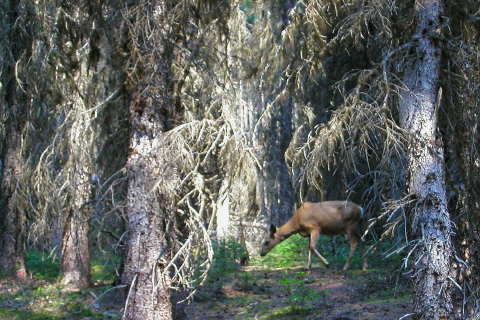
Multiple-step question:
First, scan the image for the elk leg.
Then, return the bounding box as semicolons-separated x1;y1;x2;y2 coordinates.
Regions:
308;230;329;268
306;249;312;269
344;230;361;270
359;234;367;270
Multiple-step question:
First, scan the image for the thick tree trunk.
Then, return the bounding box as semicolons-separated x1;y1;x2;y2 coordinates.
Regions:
0;0;27;279
59;109;94;288
121;1;175;317
258;0;295;227
60;208;91;287
257;100;295;227
0;133;27;280
122;102;173;319
56;2;96;287
398;0;454;319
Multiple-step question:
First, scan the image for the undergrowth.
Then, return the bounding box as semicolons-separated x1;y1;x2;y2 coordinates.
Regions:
0;237;410;319
185;236;411;319
252;233;407;271
0;250;121;320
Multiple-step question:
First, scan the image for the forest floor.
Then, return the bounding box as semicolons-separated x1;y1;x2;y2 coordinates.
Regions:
185;265;413;320
0;238;412;319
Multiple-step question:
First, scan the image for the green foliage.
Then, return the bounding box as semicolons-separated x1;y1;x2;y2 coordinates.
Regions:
0;308;64;319
279;271;321;313
26;249;120;284
26;250;60;282
0;249;117;319
68;302;102;318
253;232;408;271
0;284;106;320
211;238;248;275
90;254;121;284
254;234;309;268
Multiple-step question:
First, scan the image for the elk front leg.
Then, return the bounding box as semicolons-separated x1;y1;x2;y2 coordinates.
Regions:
306;249;312;269
307;230;329;268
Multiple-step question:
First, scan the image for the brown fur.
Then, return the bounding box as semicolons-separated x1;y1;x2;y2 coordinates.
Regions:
260;201;367;270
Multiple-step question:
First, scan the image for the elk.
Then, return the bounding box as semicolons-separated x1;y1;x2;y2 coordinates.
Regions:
260;201;367;270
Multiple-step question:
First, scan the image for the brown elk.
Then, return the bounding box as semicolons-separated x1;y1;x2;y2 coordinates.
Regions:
260;201;367;270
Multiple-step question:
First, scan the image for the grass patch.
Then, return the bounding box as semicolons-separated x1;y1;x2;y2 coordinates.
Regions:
185;237;411;319
263;305;316;319
252;234;310;268
252;234;409;272
4;239;411;320
1;249;121;320
26;250;59;282
252;234;371;269
0;308;65;320
210;238;249;275
91;254;120;284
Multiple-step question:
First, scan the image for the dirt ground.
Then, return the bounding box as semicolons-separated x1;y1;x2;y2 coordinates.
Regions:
185;266;413;320
0;261;412;319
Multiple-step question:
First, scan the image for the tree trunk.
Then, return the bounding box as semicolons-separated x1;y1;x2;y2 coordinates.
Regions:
257;0;295;227
0;133;27;280
60;208;91;287
0;0;27;280
121;1;176;317
398;0;454;318
256;99;295;227
122;101;174;319
59;107;94;289
55;0;98;288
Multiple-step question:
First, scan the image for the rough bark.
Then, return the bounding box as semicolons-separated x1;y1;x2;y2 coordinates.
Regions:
121;1;175;318
122;101;174;319
55;0;99;288
59;97;94;289
257;0;295;228
398;0;454;318
256;99;295;227
0;132;27;280
0;0;27;280
60;208;91;287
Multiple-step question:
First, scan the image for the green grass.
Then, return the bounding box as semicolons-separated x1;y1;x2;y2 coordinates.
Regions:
188;237;411;319
0;308;65;320
263;305;316;319
252;234;310;268
26;250;60;282
0;249;121;320
252;234;408;271
2;238;409;320
90;254;121;284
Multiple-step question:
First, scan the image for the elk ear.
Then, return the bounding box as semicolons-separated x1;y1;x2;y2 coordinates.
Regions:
269;224;277;237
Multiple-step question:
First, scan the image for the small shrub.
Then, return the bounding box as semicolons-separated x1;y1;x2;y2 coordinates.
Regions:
211;238;248;275
279;271;321;312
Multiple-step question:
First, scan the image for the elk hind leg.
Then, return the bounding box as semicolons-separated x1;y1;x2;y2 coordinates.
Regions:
359;234;367;270
343;229;359;270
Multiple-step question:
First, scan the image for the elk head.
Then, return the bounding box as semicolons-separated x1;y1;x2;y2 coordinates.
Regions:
260;224;281;256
